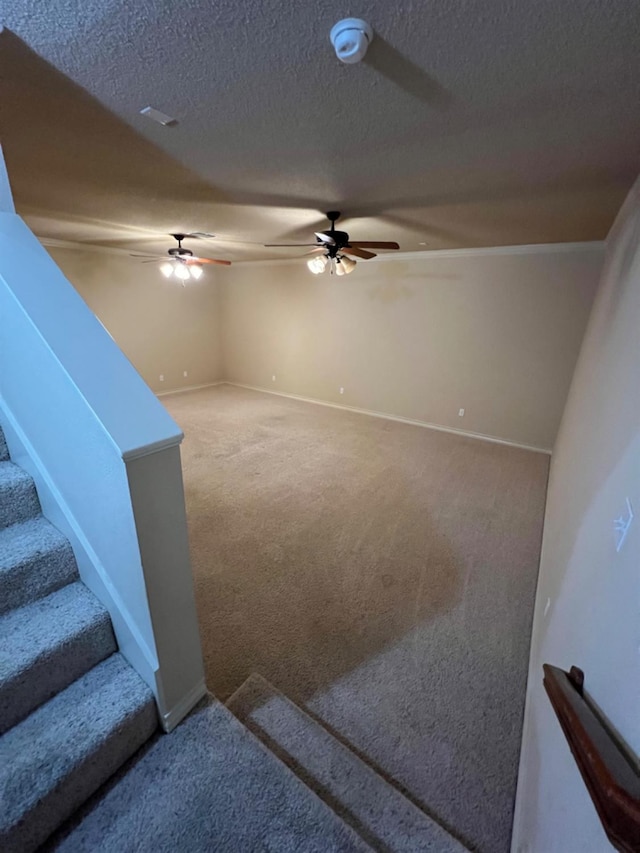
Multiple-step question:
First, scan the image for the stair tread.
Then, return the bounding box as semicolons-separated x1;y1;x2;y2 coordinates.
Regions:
0;516;71;570
0;460;35;490
50;696;370;853
227;673;468;853
0;461;40;529
0;653;157;853
0;582;116;732
0;517;78;614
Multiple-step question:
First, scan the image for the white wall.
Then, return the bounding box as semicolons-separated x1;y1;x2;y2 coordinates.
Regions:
48;247;223;394
221;245;602;451
512;180;640;851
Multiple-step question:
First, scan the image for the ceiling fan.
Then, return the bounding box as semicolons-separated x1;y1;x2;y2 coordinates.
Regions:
265;211;400;275
131;233;231;284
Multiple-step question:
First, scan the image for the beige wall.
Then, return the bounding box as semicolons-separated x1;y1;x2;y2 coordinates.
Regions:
221;246;602;450
48;247;223;394
512;181;640;850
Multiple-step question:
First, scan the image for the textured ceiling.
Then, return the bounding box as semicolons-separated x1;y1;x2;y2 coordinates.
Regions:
2;0;640;260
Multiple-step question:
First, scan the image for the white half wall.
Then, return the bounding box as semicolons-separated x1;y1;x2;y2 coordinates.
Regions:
0;210;205;731
512;180;640;850
220;244;603;452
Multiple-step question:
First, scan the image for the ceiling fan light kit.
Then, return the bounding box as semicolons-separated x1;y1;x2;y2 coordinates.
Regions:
132;233;231;283
268;211;399;276
330;18;373;64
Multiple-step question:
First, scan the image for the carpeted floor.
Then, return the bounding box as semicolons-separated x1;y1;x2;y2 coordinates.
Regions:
163;384;549;853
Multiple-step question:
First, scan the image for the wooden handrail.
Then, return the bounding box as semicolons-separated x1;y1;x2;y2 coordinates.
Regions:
543;664;640;852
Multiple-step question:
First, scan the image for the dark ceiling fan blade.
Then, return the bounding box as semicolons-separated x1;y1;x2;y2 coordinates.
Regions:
188;257;232;266
349;241;400;250
264;243;320;247
314;232;336;245
130;253;160;258
343;246;377;260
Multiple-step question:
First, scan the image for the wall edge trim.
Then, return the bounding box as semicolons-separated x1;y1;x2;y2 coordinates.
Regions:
225;382;553;455
38;236;605;265
156;380;225;398
161;678;208;733
231;240;605;266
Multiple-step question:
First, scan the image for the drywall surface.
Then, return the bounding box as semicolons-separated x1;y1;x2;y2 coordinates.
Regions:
221;245;602;450
512;181;640;850
49;247;222;393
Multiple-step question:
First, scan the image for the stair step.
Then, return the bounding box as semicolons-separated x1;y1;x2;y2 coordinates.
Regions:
0;582;116;733
0;653;157;853
0;462;40;530
49;696;370;853
0;428;8;462
0;517;78;615
227;674;468;853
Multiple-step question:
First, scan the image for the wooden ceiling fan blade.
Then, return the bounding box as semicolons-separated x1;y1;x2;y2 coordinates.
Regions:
349;241;400;250
343;246;376;260
264;243;319;247
189;257;232;266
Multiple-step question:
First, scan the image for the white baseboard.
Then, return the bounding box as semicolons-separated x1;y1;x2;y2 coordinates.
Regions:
157;380;224;398
161;678;208;733
225;382;552;455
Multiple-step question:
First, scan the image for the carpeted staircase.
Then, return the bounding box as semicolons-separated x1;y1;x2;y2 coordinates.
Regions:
49;678;468;852
1;423;468;851
226;673;468;852
0;426;158;853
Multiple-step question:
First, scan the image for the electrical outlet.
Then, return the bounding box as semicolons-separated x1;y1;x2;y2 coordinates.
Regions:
159;375;164;382
272;375;276;382
458;408;465;417
183;371;188;378
339;387;344;395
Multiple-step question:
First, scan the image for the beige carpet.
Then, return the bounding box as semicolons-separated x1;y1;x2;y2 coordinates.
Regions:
163;384;549;853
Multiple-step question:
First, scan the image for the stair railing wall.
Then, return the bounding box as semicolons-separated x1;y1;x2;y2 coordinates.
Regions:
0;204;206;731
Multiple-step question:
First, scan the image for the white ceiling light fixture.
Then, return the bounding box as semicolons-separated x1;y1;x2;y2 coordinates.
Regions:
338;255;357;274
174;263;191;282
159;259;203;283
307;255;328;275
330;18;373;64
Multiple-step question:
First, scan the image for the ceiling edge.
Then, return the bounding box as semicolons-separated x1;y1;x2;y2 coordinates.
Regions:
36;235;605;263
231;241;605;266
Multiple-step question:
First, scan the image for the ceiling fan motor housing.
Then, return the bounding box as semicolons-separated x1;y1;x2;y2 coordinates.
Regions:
169;234;193;258
319;230;350;257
